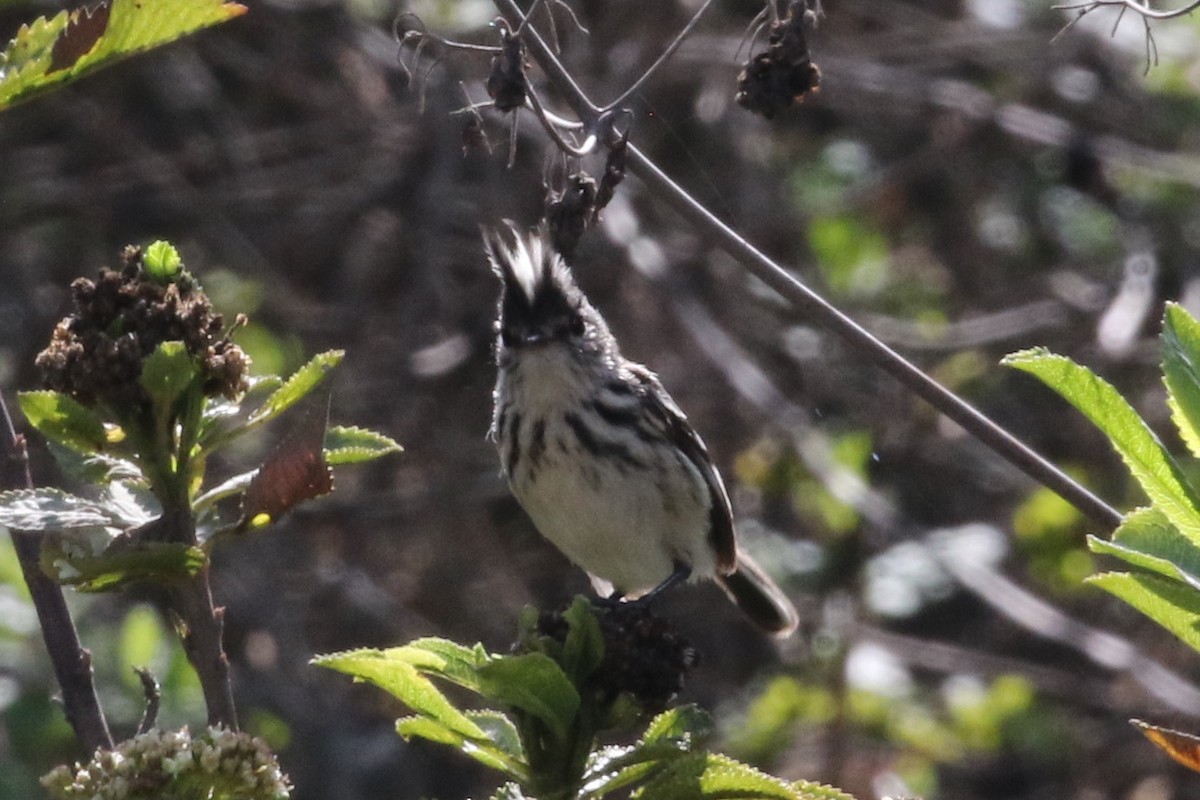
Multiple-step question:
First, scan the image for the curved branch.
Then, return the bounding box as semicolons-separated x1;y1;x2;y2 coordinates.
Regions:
1052;0;1200;21
493;0;1123;530
0;394;112;753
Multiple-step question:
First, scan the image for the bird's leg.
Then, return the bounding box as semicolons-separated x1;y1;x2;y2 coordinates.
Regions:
592;562;692;612
637;561;692;605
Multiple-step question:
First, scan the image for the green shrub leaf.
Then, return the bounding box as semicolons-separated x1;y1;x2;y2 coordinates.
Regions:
324;425;403;465
313;649;486;740
0;0;247;111
1163;302;1200;458
0;488;119;530
560;596;605;684
632;752;808;799
44;541;207;591
1004;348;1200;544
143;240;183;282
477;653;580;744
396;716;529;781
1088;507;1200;591
1087;571;1200;654
18;390;109;454
141;341;198;411
642;704;714;745
247;350;344;427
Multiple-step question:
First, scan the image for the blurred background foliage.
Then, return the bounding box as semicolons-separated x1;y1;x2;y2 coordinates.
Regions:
3;0;1200;798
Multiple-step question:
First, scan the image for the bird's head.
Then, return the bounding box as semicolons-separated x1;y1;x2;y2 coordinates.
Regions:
484;224;612;356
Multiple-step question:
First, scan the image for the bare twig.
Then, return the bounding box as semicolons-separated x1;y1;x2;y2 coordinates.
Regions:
0;394;112;753
492;0;1124;531
1052;0;1200;21
603;0;719;111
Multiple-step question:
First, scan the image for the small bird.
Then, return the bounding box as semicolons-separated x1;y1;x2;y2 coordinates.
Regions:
486;224;798;637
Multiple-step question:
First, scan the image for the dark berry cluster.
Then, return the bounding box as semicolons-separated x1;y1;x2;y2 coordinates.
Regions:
736;4;821;120
35;247;249;410
538;602;699;714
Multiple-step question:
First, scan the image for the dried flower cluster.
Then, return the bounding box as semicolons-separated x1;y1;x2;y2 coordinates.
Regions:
539;602;698;713
41;726;291;800
35;247;249;410
736;4;821;119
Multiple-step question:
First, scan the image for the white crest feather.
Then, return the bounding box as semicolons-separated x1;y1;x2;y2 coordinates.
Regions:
490;223;548;304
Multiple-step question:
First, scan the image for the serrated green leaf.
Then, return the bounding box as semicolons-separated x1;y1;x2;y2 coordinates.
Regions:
477;652;580;744
247;350;344;427
45;541;206;591
1164;303;1200;458
384;637;488;689
18;390;108;454
396;715;529;780
491;783;532;800
0;0;247;111
788;780;858;800
632;752;804;800
313;649;487;740
643;704;714;744
141;340;198;410
46;442;144;486
581;741;692;799
0;488;119;530
143;239;182;282
1004;348;1200;544
1087;571;1200;654
1088;507;1200;591
324;425;402;465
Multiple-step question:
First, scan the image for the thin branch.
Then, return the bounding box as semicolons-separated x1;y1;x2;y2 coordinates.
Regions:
603;0;719;111
493;0;1124;531
0;394;112;753
626;146;1121;529
1052;0;1200;20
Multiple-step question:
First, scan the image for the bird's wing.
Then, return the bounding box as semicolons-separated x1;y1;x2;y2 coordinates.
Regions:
627;363;738;574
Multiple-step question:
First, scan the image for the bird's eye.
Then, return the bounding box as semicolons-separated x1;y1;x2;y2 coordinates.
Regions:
568;315;585;337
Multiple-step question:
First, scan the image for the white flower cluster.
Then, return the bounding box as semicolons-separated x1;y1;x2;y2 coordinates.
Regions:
41;725;291;800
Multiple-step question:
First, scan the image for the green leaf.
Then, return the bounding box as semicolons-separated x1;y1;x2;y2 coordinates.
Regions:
642;704;714;744
18;390;109;454
324;425;403;465
788;781;858;800
1004;348;1200;544
1163;303;1200;458
396;715;529;781
581;706;716;799
143;240;183;282
1087;571;1200;654
492;784;533;800
468;710;525;759
44;541;206;591
632;752;807;799
193;469;257;513
383;638;489;691
0;0;247;111
46;442;143;486
140;341;198;410
0;488;119;530
1088;507;1200;591
247;350;344;427
477;652;581;744
313;649;487;740
560;596;605;684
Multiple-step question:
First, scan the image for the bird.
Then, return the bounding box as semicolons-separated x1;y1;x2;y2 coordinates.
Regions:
486;223;798;637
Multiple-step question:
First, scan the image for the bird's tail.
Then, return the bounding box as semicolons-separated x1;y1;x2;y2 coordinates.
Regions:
715;553;799;638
